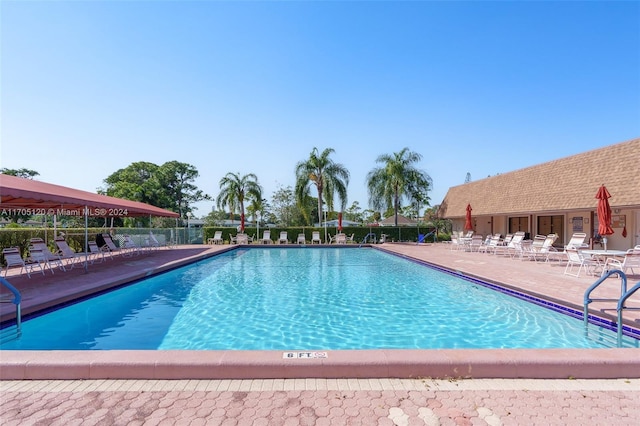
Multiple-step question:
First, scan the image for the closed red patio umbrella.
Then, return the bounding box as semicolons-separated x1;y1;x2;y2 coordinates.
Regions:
338;212;343;232
595;185;614;250
464;204;473;231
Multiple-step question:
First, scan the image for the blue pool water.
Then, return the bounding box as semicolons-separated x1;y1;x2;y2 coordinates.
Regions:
1;247;635;350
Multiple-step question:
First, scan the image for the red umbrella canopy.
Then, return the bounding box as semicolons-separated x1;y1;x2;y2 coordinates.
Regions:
595;185;614;236
464;203;473;231
338;212;343;232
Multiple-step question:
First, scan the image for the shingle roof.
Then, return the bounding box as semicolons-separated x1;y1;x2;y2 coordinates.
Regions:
439;137;640;218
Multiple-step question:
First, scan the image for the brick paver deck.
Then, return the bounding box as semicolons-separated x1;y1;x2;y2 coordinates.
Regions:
2;378;639;425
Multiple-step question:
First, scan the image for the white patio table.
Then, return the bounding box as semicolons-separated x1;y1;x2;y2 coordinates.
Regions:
580;250;627;275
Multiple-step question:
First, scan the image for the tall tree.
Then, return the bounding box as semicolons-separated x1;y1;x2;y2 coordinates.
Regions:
102;161;162;206
294;147;350;225
102;161;209;221
157;161;209;219
216;172;262;232
366;148;432;226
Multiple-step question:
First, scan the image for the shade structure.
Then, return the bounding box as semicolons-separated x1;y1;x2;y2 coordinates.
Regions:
595;184;614;249
464;204;473;231
0;174;179;218
338;212;343;232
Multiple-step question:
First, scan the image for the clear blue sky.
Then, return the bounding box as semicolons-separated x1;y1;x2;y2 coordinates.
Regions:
2;1;639;218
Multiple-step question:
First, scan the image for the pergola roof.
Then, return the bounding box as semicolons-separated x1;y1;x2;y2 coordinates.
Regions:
0;174;179;218
439;138;640;218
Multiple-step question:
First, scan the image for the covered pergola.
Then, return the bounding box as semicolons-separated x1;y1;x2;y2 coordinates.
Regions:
1;174;179;218
1;174;180;270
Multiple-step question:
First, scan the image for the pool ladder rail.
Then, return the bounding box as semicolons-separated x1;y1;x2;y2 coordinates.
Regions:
583;269;640;347
0;276;22;342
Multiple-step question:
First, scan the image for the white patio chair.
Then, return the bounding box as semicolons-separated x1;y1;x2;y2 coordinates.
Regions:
311;231;322;244
601;250;640;276
259;230;273;244
564;247;600;277
278;231;289;244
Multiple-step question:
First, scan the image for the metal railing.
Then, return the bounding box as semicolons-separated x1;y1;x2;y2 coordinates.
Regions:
583;269;640;347
617;280;640;347
0;276;22;339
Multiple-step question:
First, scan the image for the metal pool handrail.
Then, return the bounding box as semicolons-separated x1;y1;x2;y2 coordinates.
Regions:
0;276;22;337
617;280;640;347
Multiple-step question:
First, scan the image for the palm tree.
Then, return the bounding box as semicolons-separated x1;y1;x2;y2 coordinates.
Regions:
366;148;432;226
294;147;350;225
216;172;263;232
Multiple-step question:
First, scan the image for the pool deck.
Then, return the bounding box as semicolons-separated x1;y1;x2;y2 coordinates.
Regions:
1;242;639;424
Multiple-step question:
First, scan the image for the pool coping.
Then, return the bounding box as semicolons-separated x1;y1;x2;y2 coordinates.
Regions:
2;244;640;380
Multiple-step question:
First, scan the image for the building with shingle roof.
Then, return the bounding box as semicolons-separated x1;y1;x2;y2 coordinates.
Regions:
439;137;640;249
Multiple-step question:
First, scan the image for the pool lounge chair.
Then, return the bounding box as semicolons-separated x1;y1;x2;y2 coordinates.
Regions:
209;231;223;245
2;247;43;278
502;232;526;257
468;235;485;252
101;234;127;257
296;233;306;244
28;246;66;274
144;232;162;251
566;232;589;249
54;237;87;268
88;241;105;263
311;231;322;244
259;230;273;244
123;235;144;256
278;231;289;244
29;238;66;272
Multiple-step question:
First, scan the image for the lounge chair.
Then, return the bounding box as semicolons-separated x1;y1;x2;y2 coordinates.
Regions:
502;232;525;257
278;231;289;244
468;235;484;252
566;232;589;249
347;233;355;244
144;232;162;251
524;235;548;261
311;231;322;244
101;234;126;257
479;234;501;254
2;247;43;278
297;233;306;244
29;238;66;272
564;247;600;277
259;230;273;244
123;235;144;256
602;249;640;276
54;237;87;268
210;231;223;245
88;241;105;263
535;234;560;262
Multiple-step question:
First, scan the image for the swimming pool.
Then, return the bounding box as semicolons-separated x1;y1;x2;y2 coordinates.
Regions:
1;247;637;350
